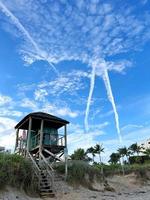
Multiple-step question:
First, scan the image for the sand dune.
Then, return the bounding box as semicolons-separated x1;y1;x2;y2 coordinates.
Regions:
0;173;150;200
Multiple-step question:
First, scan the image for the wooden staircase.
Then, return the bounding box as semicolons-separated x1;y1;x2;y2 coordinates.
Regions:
39;169;55;198
28;151;64;198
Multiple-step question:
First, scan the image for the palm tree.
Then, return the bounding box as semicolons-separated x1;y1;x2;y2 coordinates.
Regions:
129;143;141;156
117;148;126;175
86;147;96;162
126;149;132;164
94;144;104;175
70;148;90;161
118;147;125;163
109;153;120;164
118;147;130;164
143;148;150;158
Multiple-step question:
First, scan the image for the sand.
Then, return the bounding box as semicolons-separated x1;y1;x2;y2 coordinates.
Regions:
0;173;150;200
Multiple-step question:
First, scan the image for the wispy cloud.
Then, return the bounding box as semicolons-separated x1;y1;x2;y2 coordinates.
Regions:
34;88;48;102
1;1;149;66
0;93;12;106
84;65;96;132
68;122;108;154
18;69;88;98
38;70;88;97
20;97;79;119
0;0;150;142
0;1;57;72
0;93;23;118
98;124;150;162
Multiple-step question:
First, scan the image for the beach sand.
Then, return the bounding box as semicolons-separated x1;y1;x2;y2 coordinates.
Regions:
0;173;150;200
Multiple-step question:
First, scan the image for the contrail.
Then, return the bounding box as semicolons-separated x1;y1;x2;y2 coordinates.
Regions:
84;65;96;132
102;67;122;143
0;1;58;74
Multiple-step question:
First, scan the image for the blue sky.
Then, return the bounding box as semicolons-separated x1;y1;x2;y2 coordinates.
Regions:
0;0;150;161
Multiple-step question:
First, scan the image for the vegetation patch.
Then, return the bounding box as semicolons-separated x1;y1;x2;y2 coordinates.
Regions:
55;160;103;189
0;152;38;193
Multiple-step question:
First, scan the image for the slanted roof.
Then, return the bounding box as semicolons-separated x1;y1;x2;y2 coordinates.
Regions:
15;112;69;130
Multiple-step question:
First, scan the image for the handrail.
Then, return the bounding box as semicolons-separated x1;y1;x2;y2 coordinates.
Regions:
43;133;65;146
40;152;54;172
39;152;54;188
30;133;65;150
30;134;40;149
28;152;40;172
27;152;40;178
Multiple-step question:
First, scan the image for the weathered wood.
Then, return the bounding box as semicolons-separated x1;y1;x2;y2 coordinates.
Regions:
64;125;68;181
43;148;63;162
27;117;32;152
16;118;29;129
39;119;44;153
15;129;19;151
14;112;69;197
28;152;40;172
40;152;54;172
64;125;67;147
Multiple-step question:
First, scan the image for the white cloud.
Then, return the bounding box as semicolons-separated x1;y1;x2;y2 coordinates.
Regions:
38;70;88;97
0;94;23;118
1;1;149;69
67;122;150;163
0;109;23;117
121;124;144;132
41;102;79;118
34;88;48;101
17;69;88;101
0;94;12;106
100;124;150;162
0;117;17;151
67;122;107;154
20;98;39;110
19;97;79;118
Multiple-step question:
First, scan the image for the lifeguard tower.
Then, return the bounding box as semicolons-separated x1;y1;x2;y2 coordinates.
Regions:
14;112;69;197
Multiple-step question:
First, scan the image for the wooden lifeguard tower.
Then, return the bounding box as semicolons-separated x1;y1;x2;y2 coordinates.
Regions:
14;112;69;197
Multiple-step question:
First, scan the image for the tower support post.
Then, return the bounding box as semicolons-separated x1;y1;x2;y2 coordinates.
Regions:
64;125;68;181
39;119;44;153
15;129;19;152
27;117;32;153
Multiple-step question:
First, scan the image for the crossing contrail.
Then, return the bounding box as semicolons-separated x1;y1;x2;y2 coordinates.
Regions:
102;67;122;143
0;1;58;73
84;65;96;132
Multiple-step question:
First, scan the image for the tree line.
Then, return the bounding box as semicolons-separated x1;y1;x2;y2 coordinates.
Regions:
70;142;150;165
109;143;150;164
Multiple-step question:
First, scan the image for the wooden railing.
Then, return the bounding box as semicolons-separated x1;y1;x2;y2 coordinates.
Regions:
39;152;54;189
28;152;40;178
30;133;65;149
30;133;40;149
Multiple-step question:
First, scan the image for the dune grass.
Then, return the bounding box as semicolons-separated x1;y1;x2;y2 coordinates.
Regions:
94;162;150;178
55;160;103;188
0;152;37;192
55;160;150;188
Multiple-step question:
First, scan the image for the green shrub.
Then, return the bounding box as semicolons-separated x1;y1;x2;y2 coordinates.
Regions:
55;160;102;188
0;152;37;191
55;159;150;189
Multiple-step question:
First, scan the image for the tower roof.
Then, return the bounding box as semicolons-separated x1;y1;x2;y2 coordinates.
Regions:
15;112;69;129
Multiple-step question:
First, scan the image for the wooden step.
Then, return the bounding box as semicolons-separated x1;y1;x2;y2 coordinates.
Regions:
40;189;52;192
40;192;55;198
40;182;49;186
40;186;51;190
